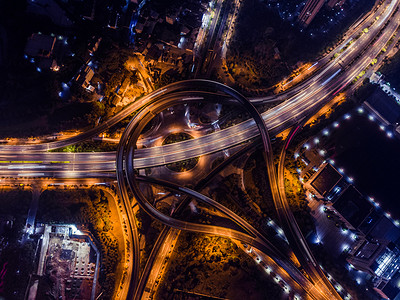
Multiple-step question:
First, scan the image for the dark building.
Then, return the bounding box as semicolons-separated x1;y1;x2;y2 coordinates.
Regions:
348;238;388;274
307;163;343;199
348;239;400;299
358;210;382;235
25;33;56;59
24;33;59;70
364;89;400;126
378;271;400;299
328;185;400;245
333;186;374;229
298;0;325;27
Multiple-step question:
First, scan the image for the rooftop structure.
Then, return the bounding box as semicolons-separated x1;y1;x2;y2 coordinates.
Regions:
306;163;343;199
24;33;66;70
333;185;374;229
358;210;382;235
298;0;325;28
327;0;347;9
75;66;95;91
349;239;385;271
375;270;400;299
25;33;56;59
348;238;400;299
365;214;400;245
348;238;400;277
364;89;400;126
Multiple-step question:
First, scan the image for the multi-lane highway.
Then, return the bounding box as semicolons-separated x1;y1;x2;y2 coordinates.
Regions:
116;81;335;299
1;0;399;175
1;0;400;299
0;0;396;157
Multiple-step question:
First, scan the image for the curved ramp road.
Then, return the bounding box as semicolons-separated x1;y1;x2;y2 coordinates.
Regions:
116;80;341;299
1;1;400;299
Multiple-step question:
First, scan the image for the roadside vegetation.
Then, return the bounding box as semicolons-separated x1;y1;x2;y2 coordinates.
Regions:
50;140;118;152
226;0;375;94
243;151;277;219
135;208;164;272
162;133;199;172
0;0;138;139
156;232;283;299
283;155;316;235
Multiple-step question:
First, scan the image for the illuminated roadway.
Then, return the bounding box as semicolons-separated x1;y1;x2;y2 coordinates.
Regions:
116;80;338;299
0;0;397;157
1;1;400;299
1;0;400;172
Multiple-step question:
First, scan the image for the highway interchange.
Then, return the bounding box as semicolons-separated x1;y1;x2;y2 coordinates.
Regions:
2;0;400;299
1;0;400;170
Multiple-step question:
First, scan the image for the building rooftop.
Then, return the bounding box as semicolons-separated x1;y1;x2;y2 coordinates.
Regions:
370;216;400;246
354;240;382;260
381;270;400;299
333;186;373;228
25;33;56;58
371;245;400;279
75;66;94;89
358;210;382;235
310;163;342;197
365;89;400;124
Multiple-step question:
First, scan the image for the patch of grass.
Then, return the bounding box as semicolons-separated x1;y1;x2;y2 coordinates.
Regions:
156;232;283;300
